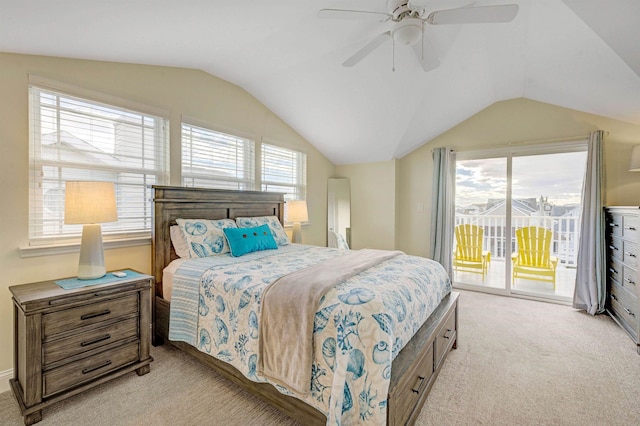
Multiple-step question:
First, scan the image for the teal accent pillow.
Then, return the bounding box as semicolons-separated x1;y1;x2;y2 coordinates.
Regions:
223;224;278;257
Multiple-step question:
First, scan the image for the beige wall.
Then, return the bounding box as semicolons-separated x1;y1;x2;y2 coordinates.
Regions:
398;98;640;257
0;52;335;373
336;160;398;250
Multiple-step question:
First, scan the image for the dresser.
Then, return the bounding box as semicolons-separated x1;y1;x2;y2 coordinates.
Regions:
605;206;640;354
9;272;154;425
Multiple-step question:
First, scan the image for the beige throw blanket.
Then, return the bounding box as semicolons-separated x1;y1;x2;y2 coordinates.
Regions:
258;248;402;395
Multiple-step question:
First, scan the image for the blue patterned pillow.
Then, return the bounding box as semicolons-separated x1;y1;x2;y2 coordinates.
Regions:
175;218;237;258
235;215;289;246
223;224;278;257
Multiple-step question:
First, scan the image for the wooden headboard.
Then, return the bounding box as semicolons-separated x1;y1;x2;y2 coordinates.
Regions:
152;185;285;298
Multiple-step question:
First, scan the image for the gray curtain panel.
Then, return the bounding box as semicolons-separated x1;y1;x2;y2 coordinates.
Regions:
573;130;606;314
430;147;456;278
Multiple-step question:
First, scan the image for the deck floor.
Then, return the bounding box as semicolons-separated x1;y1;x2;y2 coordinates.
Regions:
453;258;576;302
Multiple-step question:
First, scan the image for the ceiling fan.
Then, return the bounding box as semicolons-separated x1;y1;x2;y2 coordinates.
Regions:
319;0;519;72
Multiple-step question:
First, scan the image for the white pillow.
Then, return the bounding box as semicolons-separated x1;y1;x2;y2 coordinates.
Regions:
170;225;190;258
176;218;238;257
235;215;289;246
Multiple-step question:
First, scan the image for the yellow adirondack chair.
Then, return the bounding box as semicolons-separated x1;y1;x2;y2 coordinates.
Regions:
511;226;559;289
453;224;490;279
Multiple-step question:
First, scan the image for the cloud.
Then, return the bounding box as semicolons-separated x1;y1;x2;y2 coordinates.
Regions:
456;151;587;207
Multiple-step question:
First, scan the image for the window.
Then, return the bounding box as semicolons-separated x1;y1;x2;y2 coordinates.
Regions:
29;84;169;244
261;143;307;221
181;123;255;190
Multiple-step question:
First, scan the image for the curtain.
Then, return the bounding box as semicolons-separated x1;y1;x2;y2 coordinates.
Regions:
573;130;606;315
430;147;456;278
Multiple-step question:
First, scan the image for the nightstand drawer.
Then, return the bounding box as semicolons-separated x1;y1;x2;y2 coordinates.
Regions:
43;293;138;338
43;341;140;397
44;317;138;366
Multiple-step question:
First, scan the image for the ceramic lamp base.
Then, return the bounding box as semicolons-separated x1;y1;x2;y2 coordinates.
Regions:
77;223;106;280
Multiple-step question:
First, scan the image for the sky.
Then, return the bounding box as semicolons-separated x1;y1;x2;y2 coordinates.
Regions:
456;151;588;207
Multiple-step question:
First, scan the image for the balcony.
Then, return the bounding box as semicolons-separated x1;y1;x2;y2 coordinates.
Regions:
453;214;579;301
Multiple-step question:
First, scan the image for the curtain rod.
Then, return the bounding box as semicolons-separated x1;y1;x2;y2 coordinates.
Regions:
503;131;609;147
451;130;610;153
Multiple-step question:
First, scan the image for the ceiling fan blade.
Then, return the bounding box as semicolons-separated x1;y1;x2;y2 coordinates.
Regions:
318;8;392;22
412;37;440;72
427;4;519;25
343;32;391;67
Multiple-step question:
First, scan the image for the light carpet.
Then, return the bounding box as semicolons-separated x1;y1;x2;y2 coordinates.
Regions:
1;290;640;425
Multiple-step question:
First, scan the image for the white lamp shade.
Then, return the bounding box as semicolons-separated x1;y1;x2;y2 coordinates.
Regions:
630;145;640;172
288;200;309;223
65;181;117;224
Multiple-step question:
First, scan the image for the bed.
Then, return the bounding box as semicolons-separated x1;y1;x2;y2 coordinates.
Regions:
152;186;459;425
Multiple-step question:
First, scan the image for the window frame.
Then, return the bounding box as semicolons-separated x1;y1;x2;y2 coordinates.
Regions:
260;141;307;224
27;77;169;249
180;120;256;190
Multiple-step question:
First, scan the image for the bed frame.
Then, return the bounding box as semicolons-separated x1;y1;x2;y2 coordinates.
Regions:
151;185;459;426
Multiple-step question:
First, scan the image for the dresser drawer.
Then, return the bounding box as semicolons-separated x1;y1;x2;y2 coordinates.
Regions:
622;265;639;296
610;284;639;338
609;237;623;262
435;308;457;368
623;240;639;268
608;259;622;284
607;213;623;238
43;341;140;397
389;343;434;426
623;215;640;242
44;317;138;366
42;293;139;338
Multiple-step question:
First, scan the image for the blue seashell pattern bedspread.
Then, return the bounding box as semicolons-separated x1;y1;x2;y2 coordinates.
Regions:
168;245;451;425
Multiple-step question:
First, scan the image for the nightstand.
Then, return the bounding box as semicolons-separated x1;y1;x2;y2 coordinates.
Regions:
9;271;154;425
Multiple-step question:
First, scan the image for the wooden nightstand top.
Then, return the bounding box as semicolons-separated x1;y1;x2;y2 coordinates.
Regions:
10;271;153;313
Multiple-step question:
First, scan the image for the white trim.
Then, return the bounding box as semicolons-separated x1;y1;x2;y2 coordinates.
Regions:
0;368;12;393
19;237;151;258
28;74;170;118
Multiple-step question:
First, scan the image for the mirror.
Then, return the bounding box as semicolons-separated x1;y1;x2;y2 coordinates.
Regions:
327;178;351;249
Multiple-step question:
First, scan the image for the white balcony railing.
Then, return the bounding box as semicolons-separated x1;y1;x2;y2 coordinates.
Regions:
455;214;580;267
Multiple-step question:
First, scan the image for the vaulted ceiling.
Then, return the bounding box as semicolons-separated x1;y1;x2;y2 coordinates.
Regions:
1;0;639;165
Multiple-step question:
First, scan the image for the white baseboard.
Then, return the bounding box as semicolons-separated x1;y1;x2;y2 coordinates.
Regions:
0;369;12;393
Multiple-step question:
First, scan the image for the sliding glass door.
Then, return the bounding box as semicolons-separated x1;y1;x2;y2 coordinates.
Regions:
453;143;587;302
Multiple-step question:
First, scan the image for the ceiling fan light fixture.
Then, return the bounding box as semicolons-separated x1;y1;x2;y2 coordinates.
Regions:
392;18;422;46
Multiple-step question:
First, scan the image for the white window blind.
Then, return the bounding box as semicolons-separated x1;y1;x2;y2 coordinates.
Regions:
181;123;255;190
261;143;307;221
29;85;169;245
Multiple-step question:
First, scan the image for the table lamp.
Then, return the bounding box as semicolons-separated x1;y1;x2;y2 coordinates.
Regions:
288;200;309;244
64;181;117;279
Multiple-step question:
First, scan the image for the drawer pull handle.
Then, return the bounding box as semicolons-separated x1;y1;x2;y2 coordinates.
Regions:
611;294;618;301
625;252;637;258
443;328;453;339
624;308;636;317
609;245;619;251
624;278;636;286
80;309;111;320
610;223;619;227
80;334;111;347
82;360;112;374
609;267;618;275
625;226;637;231
411;376;425;394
